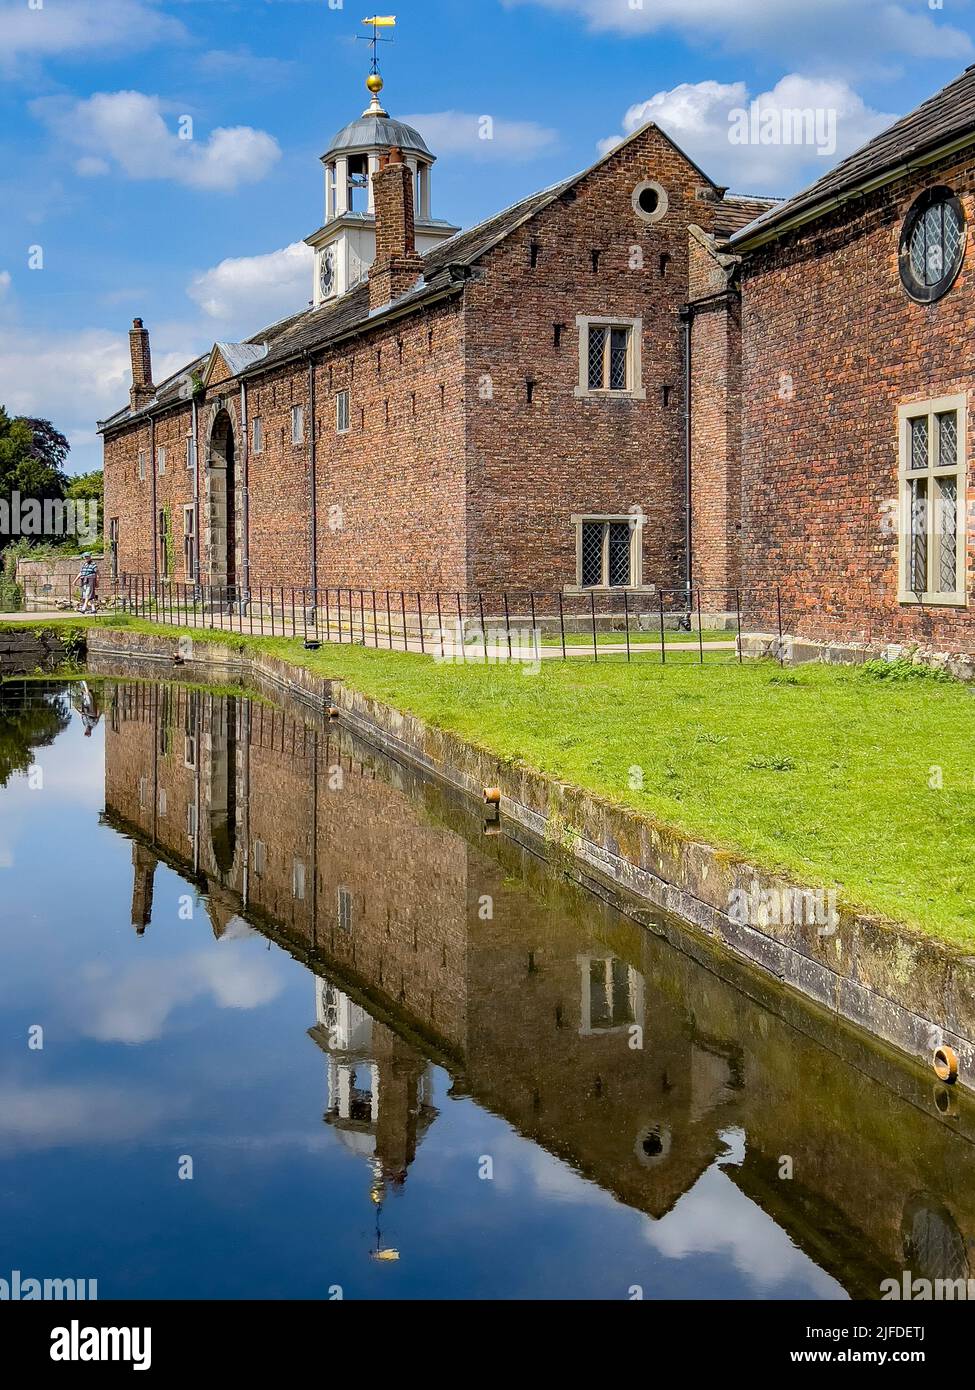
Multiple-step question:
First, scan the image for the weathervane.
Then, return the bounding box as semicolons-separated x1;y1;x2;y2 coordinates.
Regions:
360;15;396;106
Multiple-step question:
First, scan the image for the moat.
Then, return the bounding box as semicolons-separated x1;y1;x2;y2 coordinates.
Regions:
0;677;972;1300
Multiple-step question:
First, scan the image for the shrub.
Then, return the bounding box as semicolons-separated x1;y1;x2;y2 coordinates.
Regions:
860;658;954;684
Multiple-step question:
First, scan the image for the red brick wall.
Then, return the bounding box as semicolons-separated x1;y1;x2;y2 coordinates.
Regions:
740;151;975;649
152;404;194;583
103;688;470;1051
310;299;469;593
104;403;193;581
689;230;742;596
463;125;719;598
236;371;310;588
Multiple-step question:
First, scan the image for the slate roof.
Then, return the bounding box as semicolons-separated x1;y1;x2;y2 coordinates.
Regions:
213;342;269;377
732;63;975;247
712;195;782;238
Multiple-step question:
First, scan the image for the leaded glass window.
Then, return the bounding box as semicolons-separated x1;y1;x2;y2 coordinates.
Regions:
909;201;962;286
609;329;629;390
587;327;607;391
937;410;957;468
909;477;928;595
581;522;604;587
577;518;636;588
910;416;928;471
586;324;632;391
900;189;966;303
900;399;965;602
608;522;631;586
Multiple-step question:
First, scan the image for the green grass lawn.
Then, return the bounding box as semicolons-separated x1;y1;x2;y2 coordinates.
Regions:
9;615;975;946
539;627;733;647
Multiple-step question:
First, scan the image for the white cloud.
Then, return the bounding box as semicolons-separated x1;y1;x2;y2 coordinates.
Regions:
0;322;190;472
0;0;185;73
0;241;310;476
75;156;110;178
0;327;130;422
0;270;10;296
70;947;285;1045
196;47;297;86
400;111;558;161
600;75;896;194
187;241;313;330
504;0;972;68
33;90;281;193
0;1081;170;1150
643;1161;845;1296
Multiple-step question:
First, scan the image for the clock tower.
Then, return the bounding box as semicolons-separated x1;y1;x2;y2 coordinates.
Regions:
306;71;460;307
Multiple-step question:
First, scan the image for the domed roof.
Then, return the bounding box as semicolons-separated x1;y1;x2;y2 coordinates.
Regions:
324;108;433;162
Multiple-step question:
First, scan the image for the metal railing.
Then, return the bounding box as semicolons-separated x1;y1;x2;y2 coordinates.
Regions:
69;576;798;665
13;570;975;661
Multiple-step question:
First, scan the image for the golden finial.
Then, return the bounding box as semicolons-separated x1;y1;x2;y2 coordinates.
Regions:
366;72;384;96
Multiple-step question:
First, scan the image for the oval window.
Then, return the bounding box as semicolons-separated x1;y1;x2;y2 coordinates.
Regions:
632;179;669;224
899;188;966;303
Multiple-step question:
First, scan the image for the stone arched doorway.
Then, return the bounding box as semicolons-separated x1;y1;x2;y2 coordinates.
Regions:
208;410;237;592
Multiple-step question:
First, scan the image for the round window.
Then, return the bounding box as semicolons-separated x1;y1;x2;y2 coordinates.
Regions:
899;187;966;303
633;1123;672;1167
632;179;669;224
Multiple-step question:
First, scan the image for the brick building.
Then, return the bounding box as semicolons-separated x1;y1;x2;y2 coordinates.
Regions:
99;67;770;608
732;65;975;652
101;63;975;653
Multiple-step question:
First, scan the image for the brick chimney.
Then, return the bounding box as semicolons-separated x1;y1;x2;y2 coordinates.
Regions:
369;148;425;312
129;317;154;411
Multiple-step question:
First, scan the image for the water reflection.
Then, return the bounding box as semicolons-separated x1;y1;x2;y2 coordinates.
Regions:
2;677;974;1300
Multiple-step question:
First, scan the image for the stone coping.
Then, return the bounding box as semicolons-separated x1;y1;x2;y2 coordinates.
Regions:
742;631;975;682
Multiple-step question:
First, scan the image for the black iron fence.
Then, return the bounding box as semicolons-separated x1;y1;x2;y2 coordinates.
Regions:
15;570;975;662
11;574;808;665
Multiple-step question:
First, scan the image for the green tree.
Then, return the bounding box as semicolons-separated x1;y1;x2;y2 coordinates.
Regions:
0;686;72;788
0;409;69;553
66;469;103;506
24;417;70;472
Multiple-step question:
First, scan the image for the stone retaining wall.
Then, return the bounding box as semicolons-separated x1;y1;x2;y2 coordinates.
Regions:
742;630;975;682
0;627;82;674
15;556;105;612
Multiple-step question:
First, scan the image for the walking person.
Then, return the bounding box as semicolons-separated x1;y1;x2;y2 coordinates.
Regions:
77;681;101;738
76;553;98;614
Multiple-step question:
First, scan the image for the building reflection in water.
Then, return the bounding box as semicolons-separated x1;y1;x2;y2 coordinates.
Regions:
309;978;437;1260
93;678;975;1298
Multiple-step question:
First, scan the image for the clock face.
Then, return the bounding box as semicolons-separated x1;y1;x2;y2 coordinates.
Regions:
320;249;335;298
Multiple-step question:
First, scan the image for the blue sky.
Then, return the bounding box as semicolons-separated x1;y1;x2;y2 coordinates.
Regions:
1;0;974;474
